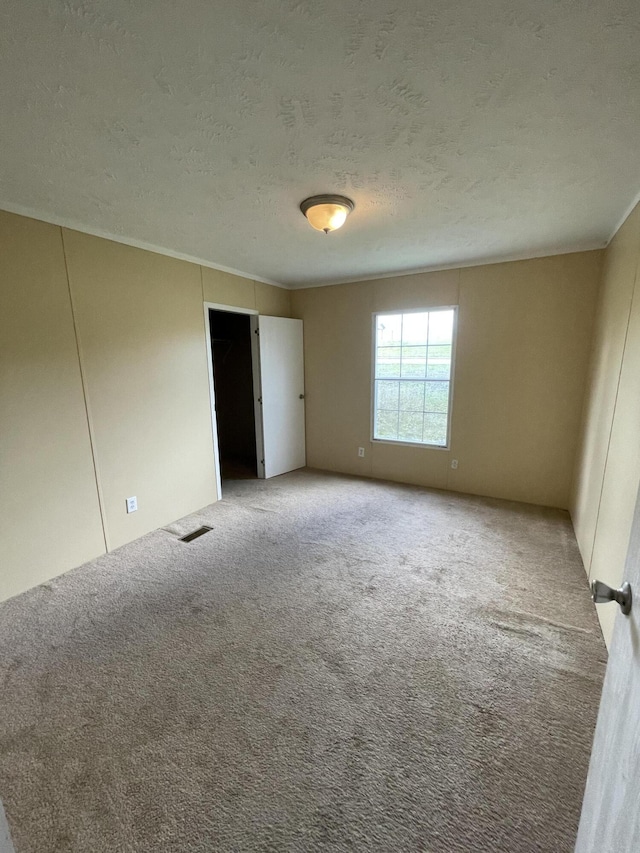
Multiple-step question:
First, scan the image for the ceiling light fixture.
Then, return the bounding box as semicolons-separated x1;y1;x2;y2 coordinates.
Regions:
300;194;355;234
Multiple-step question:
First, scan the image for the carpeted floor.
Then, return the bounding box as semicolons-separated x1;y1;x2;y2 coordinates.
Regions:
0;469;606;852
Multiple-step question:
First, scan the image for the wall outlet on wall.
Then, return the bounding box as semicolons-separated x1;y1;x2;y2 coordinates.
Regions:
451;459;458;470
126;496;138;513
358;447;365;458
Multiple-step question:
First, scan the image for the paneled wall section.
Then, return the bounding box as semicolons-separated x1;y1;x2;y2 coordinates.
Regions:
571;202;640;647
0;209;291;602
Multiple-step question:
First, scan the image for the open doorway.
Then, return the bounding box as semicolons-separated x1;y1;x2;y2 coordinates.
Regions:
208;308;258;482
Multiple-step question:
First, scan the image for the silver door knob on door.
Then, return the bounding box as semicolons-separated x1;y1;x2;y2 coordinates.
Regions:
591;579;632;615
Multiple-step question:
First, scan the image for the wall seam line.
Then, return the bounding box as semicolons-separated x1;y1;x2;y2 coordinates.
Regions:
587;250;640;578
60;227;110;552
567;251;606;522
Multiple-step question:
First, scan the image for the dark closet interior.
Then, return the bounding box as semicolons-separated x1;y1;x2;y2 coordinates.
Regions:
209;309;258;480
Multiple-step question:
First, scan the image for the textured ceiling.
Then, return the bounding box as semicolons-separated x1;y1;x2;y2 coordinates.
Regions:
2;0;640;288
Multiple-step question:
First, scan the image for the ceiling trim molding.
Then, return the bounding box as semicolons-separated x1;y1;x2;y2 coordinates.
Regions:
288;241;607;289
0;200;608;292
0;200;289;289
608;190;640;245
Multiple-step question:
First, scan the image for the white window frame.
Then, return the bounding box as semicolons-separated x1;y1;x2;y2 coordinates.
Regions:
370;306;458;450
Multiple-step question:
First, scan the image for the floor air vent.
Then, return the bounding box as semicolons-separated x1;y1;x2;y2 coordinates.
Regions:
179;526;213;543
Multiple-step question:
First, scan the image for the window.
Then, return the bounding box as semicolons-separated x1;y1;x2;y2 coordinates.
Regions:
373;308;456;447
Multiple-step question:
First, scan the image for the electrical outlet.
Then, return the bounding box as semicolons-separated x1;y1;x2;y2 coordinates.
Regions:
126;496;138;513
358;447;365;457
450;459;458;470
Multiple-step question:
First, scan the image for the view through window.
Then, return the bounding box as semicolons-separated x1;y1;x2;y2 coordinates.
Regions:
373;308;456;446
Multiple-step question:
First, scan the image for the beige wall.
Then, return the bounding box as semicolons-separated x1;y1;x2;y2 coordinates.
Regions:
0;212;105;600
202;267;292;317
453;253;602;506
571;202;640;646
292;250;602;509
63;231;216;550
0;209;291;601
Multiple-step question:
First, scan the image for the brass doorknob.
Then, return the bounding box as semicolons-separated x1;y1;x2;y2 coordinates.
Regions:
591;580;632;615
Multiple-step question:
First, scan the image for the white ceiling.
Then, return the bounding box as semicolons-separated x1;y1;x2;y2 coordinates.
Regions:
2;0;640;288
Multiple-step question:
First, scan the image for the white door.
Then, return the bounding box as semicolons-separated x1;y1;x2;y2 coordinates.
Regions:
256;316;306;479
575;484;640;852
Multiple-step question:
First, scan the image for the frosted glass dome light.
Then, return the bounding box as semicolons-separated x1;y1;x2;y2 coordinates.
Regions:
300;195;355;234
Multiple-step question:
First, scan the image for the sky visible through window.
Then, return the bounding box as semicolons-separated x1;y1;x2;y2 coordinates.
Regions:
374;309;455;446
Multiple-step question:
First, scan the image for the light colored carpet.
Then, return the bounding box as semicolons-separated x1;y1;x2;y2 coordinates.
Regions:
0;469;606;852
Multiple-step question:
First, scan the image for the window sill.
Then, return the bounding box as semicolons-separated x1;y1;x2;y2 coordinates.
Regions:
371;438;450;451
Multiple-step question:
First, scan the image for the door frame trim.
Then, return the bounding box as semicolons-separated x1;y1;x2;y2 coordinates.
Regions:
203;302;263;499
